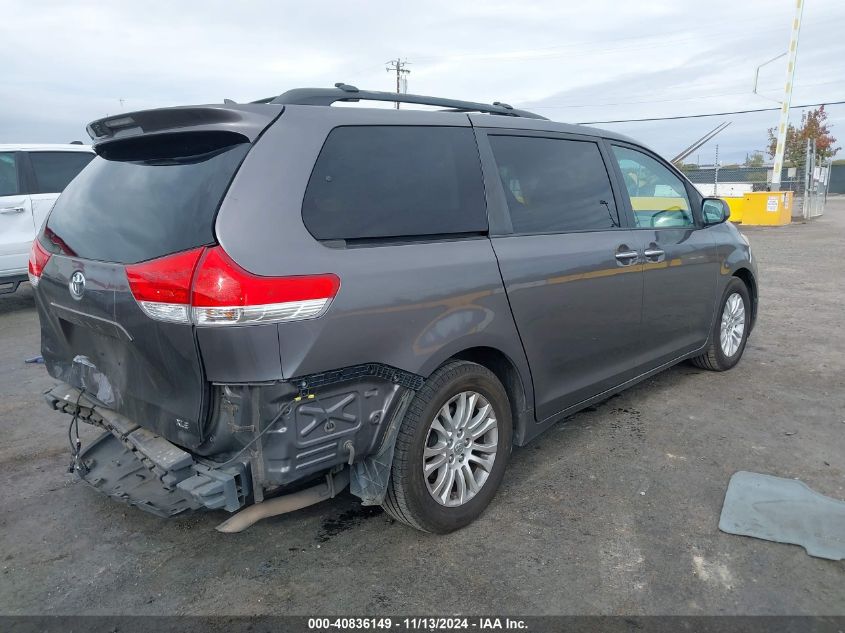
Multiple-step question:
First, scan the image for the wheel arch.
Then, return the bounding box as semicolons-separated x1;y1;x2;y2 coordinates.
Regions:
445;346;534;447
732;267;758;330
349;346;533;509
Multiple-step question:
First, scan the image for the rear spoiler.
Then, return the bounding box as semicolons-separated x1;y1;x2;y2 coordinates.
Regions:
86;104;284;151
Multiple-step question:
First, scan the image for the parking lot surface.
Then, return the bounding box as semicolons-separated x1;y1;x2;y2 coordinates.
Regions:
1;200;843;616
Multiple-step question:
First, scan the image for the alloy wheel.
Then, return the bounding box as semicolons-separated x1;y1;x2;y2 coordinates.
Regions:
423;391;499;507
720;292;746;357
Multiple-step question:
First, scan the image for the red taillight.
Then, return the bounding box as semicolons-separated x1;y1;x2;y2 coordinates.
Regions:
28;240;52;287
125;248;204;323
192;246;339;306
126;245;340;325
126;248;204;304
191;247;340;325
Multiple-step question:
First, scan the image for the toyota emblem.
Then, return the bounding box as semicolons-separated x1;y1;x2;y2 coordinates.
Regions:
69;271;86;300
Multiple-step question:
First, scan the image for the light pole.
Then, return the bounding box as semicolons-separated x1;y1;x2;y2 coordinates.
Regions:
771;0;805;191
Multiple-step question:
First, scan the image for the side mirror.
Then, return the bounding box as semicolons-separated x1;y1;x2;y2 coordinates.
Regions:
702;197;730;226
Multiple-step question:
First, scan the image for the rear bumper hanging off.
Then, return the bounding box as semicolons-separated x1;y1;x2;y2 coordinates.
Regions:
45;365;410;532
45;385;248;517
43;365;420;528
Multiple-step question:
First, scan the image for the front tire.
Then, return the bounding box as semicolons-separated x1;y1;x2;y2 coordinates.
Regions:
691;277;751;371
382;361;512;533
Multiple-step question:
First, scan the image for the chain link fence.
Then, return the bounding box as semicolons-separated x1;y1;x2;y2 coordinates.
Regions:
680;141;832;220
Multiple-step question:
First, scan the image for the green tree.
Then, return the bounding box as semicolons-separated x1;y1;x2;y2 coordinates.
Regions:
767;105;840;165
744;151;765;167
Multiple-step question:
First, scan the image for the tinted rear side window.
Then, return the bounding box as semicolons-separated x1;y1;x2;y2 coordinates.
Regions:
488;135;619;234
43;133;249;264
0;152;19;196
29;151;94;193
302;126;486;241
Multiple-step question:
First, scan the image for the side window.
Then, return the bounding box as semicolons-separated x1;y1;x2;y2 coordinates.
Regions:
29;151;94;194
0;152;19;196
487;135;620;234
611;145;694;228
302;126;486;241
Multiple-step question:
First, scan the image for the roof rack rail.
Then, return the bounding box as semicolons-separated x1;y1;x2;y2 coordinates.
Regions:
254;84;547;120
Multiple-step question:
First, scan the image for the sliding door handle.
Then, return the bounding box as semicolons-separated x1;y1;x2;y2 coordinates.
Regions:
615;250;639;265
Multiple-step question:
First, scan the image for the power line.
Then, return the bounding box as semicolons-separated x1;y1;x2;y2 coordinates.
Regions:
533;89;758;109
576;100;845;125
529;79;845;110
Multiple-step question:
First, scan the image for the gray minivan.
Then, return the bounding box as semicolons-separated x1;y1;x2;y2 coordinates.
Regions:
32;85;757;533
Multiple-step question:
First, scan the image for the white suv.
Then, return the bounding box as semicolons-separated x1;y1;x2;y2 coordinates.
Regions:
0;144;94;294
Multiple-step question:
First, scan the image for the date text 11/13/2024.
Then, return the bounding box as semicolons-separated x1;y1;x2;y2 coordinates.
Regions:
307;617;529;630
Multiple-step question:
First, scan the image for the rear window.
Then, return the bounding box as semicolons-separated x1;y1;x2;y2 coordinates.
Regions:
43;133;249;263
29;151;94;193
302;126;486;241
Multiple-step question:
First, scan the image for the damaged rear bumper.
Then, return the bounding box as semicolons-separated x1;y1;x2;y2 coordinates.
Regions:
47;385;249;516
45;364;421;522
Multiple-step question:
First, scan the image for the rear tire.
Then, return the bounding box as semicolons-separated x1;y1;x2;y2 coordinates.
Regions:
690;277;751;371
382;361;512;533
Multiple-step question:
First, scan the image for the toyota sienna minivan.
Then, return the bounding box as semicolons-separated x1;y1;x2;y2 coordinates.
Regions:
32;85;757;533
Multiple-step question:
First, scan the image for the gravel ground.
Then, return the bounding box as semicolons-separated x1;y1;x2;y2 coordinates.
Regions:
0;200;843;616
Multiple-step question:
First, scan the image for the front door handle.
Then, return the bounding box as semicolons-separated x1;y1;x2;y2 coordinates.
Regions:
644;248;665;262
615;250;639;265
0;206;25;214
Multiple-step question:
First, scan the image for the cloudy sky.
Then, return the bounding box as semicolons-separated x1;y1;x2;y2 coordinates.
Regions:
3;0;844;163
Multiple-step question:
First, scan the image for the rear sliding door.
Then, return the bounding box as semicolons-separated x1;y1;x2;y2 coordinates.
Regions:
476;130;644;421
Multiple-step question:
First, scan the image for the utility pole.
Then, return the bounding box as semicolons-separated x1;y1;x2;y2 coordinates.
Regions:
385;59;410;109
771;0;804;191
714;144;720;197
